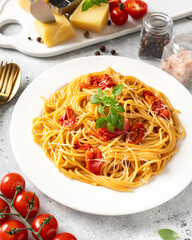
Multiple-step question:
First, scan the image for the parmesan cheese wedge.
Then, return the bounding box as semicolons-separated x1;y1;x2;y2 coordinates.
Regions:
69;2;109;33
34;14;75;47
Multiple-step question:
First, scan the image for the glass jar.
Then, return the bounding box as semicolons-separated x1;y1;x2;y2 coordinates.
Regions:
139;12;173;59
161;34;192;84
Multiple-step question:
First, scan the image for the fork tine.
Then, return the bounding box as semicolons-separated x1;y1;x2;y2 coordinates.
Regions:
0;62;6;91
1;63;13;93
4;65;19;103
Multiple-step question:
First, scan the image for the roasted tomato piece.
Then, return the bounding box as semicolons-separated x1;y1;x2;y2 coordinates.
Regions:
127;123;145;144
74;139;93;150
85;148;103;175
98;119;129;141
143;90;169;119
58;107;77;128
124;0;147;19
80;74;116;90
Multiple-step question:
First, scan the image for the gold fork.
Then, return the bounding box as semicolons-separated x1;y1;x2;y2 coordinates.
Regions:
0;62;21;105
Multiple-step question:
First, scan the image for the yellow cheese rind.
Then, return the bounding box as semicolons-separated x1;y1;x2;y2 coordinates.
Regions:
17;0;49;12
34;14;75;48
69;2;109;33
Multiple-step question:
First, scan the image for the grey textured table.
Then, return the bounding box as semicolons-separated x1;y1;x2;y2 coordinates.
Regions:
0;17;192;240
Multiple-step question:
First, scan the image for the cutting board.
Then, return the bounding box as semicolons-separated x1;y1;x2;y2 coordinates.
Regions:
0;0;192;58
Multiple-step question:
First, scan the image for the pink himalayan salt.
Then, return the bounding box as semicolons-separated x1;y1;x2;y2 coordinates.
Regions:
161;49;192;83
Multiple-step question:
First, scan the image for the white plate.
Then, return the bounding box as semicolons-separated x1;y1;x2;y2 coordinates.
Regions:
1;0;192;57
10;56;192;215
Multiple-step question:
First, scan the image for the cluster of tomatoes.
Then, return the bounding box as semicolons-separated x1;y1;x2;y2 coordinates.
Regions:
0;173;77;240
109;0;148;26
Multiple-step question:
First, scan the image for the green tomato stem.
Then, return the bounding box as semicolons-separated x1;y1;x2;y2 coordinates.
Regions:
0;189;43;240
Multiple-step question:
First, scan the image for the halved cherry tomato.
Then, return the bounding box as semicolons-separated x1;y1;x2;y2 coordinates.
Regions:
0;173;25;199
127;123;145;144
58;107;77;128
85;148;103;175
124;0;147;19
32;213;58;240
143;90;169;119
91;119;129;141
80;74;116;90
0;220;28;240
110;5;128;26
74;139;93;150
108;0;122;11
13;191;40;220
52;232;77;240
0;199;10;225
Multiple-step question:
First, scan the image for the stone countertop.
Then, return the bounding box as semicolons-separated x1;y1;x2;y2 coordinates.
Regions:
0;17;192;240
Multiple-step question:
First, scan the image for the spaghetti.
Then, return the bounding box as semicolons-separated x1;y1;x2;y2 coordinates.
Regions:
32;67;185;192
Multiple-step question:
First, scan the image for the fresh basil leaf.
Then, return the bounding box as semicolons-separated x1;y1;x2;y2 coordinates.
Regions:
81;0;108;11
106;122;114;133
81;1;90;11
98;104;105;115
115;104;125;113
112;84;123;96
93;0;100;6
158;229;179;240
102;95;108;103
90;94;101;104
97;88;103;96
100;0;108;3
107;113;117;126
116;114;124;130
110;106;118;116
95;117;107;129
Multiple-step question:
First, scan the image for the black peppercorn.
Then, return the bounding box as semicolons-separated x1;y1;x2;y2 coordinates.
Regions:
99;45;106;52
95;51;100;55
84;31;89;39
111;50;116;55
36;37;42;43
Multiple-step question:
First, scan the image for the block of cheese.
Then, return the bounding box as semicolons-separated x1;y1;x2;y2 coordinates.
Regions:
34;14;75;47
69;2;109;33
17;0;49;12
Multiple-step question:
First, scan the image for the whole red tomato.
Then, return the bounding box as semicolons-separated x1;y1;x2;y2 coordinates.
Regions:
32;213;58;240
0;199;10;225
0;220;28;240
52;232;77;240
0;173;25;199
13;191;40;219
124;0;148;19
110;5;128;26
108;0;121;11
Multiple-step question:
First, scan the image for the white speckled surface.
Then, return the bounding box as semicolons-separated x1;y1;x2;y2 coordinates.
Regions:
0;16;192;240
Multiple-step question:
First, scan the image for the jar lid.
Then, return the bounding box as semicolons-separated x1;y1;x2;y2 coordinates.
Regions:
173;34;192;54
144;12;173;35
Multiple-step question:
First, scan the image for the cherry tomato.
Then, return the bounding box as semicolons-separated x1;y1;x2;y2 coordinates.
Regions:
0;173;25;199
127;123;145;144
32;213;58;240
58;107;77;128
52;232;77;240
13;191;40;220
0;220;28;240
110;5;128;26
0;199;10;225
143;90;169;119
124;0;148;19
85;148;103;175
108;0;121;11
